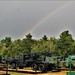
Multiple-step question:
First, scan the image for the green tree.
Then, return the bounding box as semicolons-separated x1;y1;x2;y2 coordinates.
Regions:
26;33;32;40
42;35;48;41
20;33;35;53
70;41;75;55
8;39;21;57
1;37;12;48
0;37;12;58
55;30;74;58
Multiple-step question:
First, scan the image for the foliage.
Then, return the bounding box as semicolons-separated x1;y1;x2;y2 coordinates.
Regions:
0;30;75;58
54;30;74;58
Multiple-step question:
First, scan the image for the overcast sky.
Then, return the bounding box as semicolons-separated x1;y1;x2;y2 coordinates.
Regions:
0;1;75;40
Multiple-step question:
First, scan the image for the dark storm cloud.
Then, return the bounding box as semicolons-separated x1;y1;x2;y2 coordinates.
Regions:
31;1;75;39
0;1;74;40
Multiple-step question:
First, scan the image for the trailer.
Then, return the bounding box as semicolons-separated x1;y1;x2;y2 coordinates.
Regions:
6;52;61;72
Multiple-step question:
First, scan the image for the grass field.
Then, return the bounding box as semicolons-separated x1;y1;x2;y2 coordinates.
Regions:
9;72;32;75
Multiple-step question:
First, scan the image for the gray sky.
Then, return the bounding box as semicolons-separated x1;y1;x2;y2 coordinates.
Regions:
0;1;75;40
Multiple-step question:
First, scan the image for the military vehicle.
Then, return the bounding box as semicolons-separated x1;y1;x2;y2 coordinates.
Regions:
55;55;75;69
64;55;75;68
6;52;61;72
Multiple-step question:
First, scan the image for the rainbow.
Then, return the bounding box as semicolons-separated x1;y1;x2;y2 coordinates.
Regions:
21;1;72;39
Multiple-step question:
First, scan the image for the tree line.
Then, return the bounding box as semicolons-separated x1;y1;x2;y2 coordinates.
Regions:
0;30;75;58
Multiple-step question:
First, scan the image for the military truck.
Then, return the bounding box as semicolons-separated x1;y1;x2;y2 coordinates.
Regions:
6;52;61;72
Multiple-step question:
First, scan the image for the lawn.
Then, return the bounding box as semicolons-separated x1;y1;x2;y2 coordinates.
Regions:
9;72;32;75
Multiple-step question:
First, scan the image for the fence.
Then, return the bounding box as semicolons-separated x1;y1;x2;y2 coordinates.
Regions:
0;63;10;75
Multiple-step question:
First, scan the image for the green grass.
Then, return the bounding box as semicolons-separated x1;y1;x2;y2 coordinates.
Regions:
9;72;36;75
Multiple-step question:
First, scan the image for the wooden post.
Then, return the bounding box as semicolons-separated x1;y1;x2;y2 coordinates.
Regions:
6;61;8;74
16;63;17;71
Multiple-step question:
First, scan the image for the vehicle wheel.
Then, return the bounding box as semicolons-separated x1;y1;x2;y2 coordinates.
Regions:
11;63;16;69
31;63;37;70
39;64;46;72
